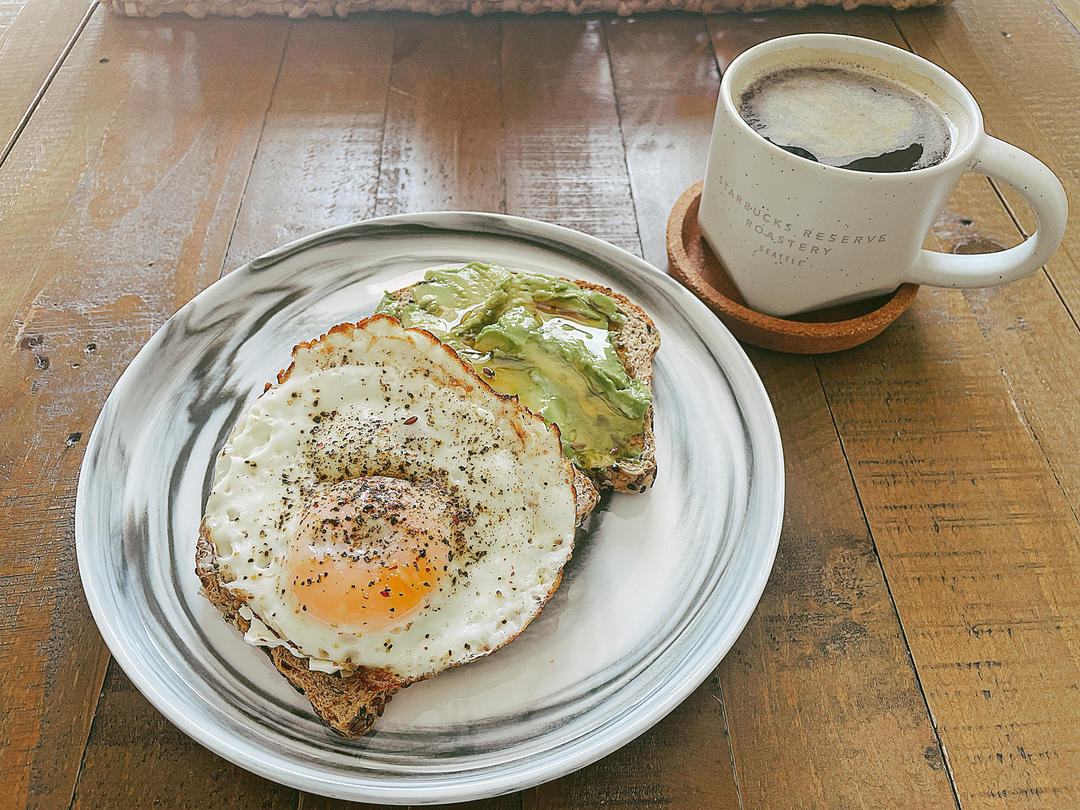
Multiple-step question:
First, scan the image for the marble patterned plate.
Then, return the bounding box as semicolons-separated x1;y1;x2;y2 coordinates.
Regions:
75;213;783;804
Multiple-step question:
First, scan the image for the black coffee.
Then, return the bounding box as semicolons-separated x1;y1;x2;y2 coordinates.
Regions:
738;65;953;173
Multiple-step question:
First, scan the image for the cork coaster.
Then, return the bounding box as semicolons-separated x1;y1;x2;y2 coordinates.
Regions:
666;182;918;354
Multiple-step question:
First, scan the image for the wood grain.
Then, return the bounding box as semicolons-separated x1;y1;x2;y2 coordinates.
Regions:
933;173;1080;531
67;14;399;809
700;9;959;807
831;5;1080;807
71;665;297;809
894;1;1080;508
816;284;1080;808
0;0;97;157
502;16;640;257
710;6;1080;805
0;11;293;808
223;17;394;271
0;2;1077;807
1052;0;1080;31
736;348;960;808
524;670;738;810
374;15;502;218
603;13;718;270
0;0;26;32
711;8;1080;805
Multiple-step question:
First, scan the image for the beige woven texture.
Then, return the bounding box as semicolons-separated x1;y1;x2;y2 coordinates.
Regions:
109;0;947;18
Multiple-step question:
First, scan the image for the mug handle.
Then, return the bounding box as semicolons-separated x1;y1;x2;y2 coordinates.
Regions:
906;136;1068;287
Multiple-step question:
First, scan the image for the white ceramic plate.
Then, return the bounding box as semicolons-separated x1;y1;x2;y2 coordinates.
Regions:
76;213;783;804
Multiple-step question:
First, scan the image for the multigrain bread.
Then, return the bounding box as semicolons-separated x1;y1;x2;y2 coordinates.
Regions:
384;278;660;493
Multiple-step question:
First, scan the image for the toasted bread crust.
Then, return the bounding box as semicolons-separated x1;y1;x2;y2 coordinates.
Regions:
572;280;660;493
384;276;660;493
572;467;600;522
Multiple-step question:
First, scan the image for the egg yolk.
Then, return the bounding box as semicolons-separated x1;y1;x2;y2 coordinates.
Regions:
286;476;452;632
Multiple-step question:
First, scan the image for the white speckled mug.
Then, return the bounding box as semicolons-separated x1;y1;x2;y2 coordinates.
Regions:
699;34;1068;317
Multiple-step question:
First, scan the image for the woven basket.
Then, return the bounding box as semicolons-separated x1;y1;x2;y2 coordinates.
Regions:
108;0;948;18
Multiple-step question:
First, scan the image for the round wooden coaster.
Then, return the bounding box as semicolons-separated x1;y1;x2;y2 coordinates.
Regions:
666;181;919;354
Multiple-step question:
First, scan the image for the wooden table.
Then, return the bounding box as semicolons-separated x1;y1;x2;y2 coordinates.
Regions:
3;1;1079;807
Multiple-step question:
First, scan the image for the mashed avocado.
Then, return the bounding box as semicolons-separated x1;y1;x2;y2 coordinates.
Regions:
377;262;652;471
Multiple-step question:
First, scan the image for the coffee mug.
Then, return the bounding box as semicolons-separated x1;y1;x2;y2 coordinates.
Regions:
698;34;1069;317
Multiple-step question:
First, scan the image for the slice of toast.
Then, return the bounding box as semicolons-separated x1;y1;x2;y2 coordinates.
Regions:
384;277;660;493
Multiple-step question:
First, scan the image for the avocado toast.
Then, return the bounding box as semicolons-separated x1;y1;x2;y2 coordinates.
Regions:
377;263;660;493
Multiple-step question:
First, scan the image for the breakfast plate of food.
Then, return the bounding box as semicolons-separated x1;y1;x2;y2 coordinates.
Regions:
75;212;783;803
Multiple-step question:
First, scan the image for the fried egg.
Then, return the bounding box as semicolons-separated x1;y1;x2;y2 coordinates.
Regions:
201;316;579;681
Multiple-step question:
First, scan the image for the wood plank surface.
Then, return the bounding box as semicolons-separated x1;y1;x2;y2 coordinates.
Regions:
736;348;958;808
503;17;640;257
702;9;959;808
70;666;297;809
0;10;293;809
65;13;508;809
374;15;502;219
1052;0;1080;30
604;13;717;270
0;0;29;33
223;16;395;271
815;285;1080;809
1;1;1078;807
0;0;97;157
710;7;1080;805
935;169;1080;591
67;13;396;808
894;1;1080;515
525;670;737;809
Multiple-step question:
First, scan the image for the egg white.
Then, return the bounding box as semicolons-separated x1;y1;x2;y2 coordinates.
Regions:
201;317;578;681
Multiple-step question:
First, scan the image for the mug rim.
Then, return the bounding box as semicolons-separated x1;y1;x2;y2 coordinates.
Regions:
720;33;985;180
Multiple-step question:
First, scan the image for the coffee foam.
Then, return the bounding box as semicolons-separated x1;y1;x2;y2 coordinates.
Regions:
738;64;954;172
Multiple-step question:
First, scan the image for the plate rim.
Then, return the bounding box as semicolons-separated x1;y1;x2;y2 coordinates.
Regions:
75;211;784;804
